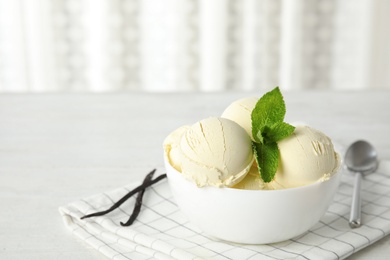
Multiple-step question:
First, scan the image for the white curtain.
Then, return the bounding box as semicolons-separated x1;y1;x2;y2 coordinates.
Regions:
0;0;389;92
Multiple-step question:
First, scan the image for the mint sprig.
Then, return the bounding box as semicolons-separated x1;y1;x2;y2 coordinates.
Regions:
251;87;295;182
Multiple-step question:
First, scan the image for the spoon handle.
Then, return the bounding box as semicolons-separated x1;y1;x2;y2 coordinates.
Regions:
349;172;362;228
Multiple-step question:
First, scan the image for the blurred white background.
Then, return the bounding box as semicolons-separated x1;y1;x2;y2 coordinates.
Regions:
0;0;389;92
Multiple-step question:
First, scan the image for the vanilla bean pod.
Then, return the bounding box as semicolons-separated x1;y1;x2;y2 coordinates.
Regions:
120;169;155;226
80;170;167;221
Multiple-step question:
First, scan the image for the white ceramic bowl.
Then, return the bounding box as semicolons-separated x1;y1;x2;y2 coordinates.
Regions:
165;159;341;244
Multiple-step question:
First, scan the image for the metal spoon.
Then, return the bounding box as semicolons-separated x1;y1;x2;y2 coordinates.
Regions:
345;140;378;228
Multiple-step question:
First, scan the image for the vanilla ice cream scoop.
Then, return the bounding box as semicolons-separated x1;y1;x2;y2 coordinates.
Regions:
274;125;340;188
232;162;285;190
221;97;258;139
163;125;190;172
164;117;254;187
232;163;266;190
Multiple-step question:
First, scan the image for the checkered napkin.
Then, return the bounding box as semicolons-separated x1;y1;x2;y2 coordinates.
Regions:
59;161;390;260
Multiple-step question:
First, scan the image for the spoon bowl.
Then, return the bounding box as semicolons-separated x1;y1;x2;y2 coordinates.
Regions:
345;141;378;173
345;140;378;228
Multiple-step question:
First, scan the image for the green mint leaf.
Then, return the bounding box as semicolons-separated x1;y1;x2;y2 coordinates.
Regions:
264;122;295;143
250;86;295;182
251;87;286;143
252;142;279;183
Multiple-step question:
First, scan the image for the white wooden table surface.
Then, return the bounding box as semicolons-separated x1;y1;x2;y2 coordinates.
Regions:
1;91;389;259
